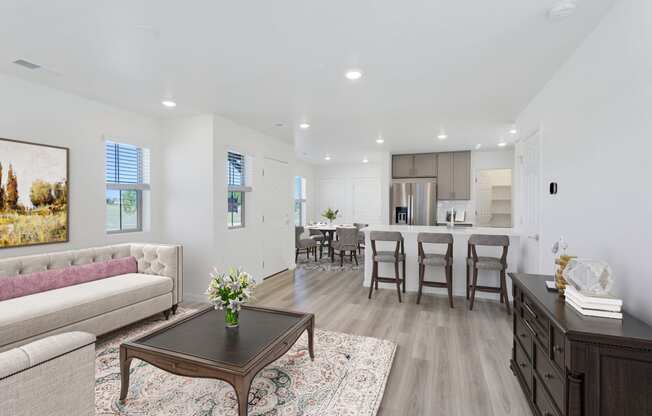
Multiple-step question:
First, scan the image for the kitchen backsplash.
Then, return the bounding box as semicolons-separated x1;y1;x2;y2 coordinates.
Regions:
437;200;475;224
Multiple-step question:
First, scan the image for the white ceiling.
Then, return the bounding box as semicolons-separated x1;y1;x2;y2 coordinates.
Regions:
0;0;615;163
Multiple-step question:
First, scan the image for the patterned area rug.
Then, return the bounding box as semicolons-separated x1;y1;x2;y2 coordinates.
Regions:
296;249;365;273
95;307;396;415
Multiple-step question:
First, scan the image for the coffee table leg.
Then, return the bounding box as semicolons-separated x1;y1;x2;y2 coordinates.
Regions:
308;318;315;361
234;377;252;416
119;346;133;403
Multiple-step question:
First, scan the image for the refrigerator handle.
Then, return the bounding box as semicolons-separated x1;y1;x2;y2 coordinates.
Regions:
409;187;414;225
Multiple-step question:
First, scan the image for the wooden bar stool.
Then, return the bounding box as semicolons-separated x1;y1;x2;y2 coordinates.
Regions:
417;232;454;308
368;231;406;302
466;234;510;314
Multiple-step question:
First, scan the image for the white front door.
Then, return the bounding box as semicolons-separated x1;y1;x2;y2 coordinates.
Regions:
517;129;542;273
262;157;290;278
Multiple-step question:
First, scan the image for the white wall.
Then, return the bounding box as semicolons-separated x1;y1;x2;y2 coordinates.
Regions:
314;162;385;225
517;0;652;323
162;114;295;300
0;73;164;259
161;115;215;298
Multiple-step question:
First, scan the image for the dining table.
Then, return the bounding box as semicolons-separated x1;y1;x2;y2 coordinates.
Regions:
305;223;357;257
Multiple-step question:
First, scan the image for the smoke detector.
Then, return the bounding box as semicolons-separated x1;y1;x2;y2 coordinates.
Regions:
548;0;578;20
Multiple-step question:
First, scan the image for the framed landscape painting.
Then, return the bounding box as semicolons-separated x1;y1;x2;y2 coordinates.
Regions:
0;138;69;248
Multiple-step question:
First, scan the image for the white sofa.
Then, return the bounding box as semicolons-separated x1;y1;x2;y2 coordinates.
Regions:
0;243;183;352
0;331;96;416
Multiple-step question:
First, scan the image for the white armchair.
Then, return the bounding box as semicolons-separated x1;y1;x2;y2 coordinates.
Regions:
0;332;96;416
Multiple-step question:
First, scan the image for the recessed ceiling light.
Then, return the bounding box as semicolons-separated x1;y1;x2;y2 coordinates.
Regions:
299;122;311;129
324;155;331;161
345;69;364;80
376;138;384;144
161;100;176;108
362;157;369;163
509;125;518;134
498;141;508;147
437;133;448;140
475;144;482;150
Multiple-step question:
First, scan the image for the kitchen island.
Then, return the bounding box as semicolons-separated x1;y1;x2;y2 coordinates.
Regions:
363;225;522;302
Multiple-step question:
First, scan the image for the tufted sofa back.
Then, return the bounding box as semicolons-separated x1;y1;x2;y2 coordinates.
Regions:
0;243;183;304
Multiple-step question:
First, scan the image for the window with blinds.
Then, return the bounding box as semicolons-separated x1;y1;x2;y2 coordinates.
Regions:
227;151;244;187
105;141;150;233
227;151;249;228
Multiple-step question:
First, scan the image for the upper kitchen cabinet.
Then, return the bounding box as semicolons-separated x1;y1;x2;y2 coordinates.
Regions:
392;153;437;178
392;154;413;178
437;151;471;200
413;153;437;177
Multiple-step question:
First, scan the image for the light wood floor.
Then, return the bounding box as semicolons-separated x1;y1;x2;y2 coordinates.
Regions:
250;266;532;416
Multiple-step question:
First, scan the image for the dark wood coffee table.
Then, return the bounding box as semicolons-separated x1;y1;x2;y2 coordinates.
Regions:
119;305;315;416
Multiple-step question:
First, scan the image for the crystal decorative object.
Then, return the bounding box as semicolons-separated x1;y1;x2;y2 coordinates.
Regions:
562;259;614;295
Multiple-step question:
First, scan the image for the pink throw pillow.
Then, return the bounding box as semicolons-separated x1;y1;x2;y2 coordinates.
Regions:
0;256;138;301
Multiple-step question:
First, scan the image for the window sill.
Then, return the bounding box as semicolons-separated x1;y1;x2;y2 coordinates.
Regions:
106;229;144;235
228;225;245;230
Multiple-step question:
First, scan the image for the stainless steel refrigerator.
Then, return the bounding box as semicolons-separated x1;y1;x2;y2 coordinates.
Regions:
390;179;437;225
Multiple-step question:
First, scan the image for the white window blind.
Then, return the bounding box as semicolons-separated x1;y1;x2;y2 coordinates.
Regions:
105;141;150;190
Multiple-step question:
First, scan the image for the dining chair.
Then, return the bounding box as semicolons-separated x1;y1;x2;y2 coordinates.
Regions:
309;228;326;258
368;231;406;302
354;223;368;254
295;226;317;262
417;232;454;308
331;227;359;266
466;234;510;314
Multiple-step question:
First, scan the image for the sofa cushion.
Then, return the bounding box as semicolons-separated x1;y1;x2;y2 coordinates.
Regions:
0;257;138;301
0;273;172;347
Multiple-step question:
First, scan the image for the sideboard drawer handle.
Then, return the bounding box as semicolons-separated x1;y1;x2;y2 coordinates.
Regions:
520;363;527;368
519;332;528;339
544;372;554;380
553;345;562;353
523;319;537;338
523;302;537;319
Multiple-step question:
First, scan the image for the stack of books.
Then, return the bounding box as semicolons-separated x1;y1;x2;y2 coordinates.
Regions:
565;286;623;319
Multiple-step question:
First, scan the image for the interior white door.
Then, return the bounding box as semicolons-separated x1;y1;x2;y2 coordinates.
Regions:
262;157;290;278
517;129;542;273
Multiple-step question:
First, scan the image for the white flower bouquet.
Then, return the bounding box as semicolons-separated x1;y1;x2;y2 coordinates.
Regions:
206;267;256;327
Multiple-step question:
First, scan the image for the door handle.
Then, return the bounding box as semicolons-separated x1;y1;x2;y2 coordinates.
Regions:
528;234;540;241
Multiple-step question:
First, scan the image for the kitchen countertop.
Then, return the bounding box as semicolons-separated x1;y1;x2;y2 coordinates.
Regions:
362;224;521;236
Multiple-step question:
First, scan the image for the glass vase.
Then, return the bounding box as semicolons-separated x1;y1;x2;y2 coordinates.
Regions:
225;308;239;328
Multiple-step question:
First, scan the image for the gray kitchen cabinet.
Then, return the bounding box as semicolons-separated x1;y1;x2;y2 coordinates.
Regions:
413;153;437;177
437;152;454;199
452;151;470;199
392;153;437;178
392;155;414;178
437;151;470;200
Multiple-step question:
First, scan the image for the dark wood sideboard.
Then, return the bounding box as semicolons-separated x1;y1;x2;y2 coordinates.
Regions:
510;273;652;416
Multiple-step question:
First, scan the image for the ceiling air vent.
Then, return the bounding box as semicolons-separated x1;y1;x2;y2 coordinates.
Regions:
13;59;41;70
